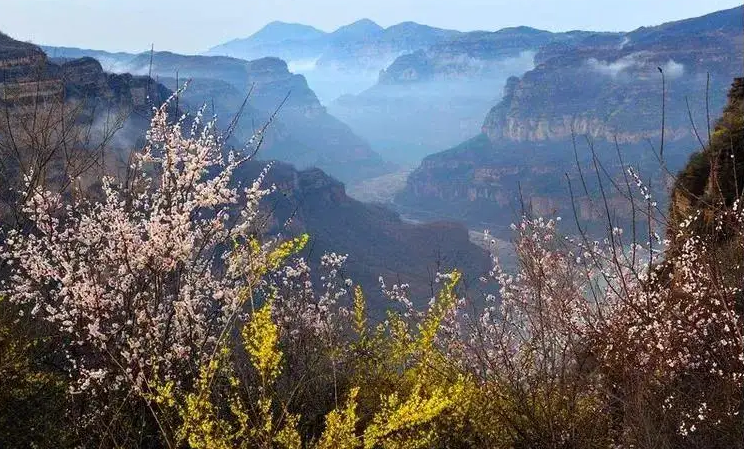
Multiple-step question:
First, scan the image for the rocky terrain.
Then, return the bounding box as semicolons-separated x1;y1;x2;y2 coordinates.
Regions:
1;32;171;155
398;6;744;235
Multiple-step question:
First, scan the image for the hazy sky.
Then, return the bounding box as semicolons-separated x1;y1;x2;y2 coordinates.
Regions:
1;0;741;54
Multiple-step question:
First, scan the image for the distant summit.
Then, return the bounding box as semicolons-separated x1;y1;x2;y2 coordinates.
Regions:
329;19;384;41
244;21;326;45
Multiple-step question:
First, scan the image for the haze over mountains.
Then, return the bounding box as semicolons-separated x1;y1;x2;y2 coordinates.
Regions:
6;5;744;302
398;6;743;235
206;19;462;102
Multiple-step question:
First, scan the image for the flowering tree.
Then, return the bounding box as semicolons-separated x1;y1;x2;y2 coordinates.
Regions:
2;95;281;396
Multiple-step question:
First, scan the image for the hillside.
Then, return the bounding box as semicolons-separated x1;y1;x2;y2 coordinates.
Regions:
669;77;744;239
328;27;592;165
397;6;744;234
123;52;395;183
236;161;491;311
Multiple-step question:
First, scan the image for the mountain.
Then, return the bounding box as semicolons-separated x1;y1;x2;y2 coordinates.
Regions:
327;27;590;165
236;161;491;311
397;6;744;236
377;27;602;84
327;19;384;43
207;19;461;101
40;45;137;72
205;22;328;65
243;21;326;46
40;46;394;183
134;52;393;182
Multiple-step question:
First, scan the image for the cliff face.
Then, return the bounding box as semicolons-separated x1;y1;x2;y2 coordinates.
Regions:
400;6;744;233
328;28;600;165
0;35;62;104
1;35;170;134
481;7;743;145
378;27;570;84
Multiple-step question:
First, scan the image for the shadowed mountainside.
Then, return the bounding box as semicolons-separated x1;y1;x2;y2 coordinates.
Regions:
237;160;491;313
41;46;394;183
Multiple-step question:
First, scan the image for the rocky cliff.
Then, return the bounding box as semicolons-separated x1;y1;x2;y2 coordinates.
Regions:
329;27;600;164
377;27;575;84
481;7;742;144
1;34;170;139
399;6;744;234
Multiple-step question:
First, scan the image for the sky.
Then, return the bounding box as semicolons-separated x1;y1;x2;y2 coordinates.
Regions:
1;0;742;54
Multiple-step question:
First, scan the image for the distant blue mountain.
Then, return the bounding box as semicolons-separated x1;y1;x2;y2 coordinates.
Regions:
244;21;326;45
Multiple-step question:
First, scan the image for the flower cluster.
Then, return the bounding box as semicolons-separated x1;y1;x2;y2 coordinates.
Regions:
2;97;277;393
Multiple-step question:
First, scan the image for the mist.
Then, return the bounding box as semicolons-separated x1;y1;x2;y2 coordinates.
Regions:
327;51;537;166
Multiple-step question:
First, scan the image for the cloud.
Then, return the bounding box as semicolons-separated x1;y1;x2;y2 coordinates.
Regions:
287;57;320;73
660;59;684;79
586;52;685;79
586;55;638;78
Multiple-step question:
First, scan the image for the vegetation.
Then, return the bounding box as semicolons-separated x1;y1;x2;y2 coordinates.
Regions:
0;79;742;448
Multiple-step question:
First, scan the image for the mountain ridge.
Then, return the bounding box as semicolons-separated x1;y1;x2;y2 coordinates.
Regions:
397;5;744;233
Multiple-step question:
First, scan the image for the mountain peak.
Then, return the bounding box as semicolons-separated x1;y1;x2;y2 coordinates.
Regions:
247;21;326;45
331;19;384;39
347;18;382;29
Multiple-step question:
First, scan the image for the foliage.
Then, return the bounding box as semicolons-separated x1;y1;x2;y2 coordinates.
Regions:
1;84;743;448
